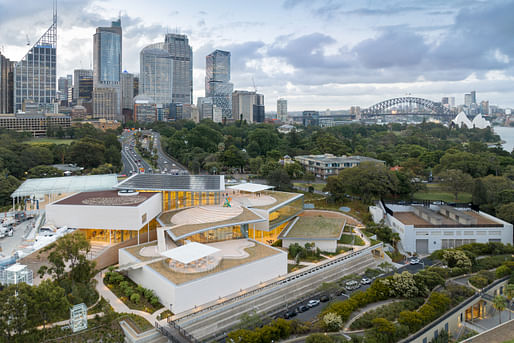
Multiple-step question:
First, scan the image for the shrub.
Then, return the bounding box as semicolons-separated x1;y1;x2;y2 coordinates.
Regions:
150;296;160;307
496;265;511;279
469;276;488;289
381;272;425;298
123;286;134;298
442;250;472;270
306;333;335;343
323;312;343;332
350;298;424;330
130;293;141;304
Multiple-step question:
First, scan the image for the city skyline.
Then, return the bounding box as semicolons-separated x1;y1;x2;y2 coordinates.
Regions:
1;0;514;111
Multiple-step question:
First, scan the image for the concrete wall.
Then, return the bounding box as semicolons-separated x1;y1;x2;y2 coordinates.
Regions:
120;243;288;314
282;239;337;253
46;193;162;230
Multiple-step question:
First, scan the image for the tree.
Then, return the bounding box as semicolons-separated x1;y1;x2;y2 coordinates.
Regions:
504;284;514;321
305;333;335;343
323;312;343;331
442;249;472;270
492;295;507;324
437;169;473;201
371;318;397;343
33;280;70;332
267;168;292;190
0;174;21;207
27;165;64;178
238;310;262;330
378;261;396;273
68;138;106;169
38;232;96;284
496;202;514;224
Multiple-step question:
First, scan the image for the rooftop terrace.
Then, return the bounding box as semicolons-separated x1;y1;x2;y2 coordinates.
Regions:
54;190;157;206
393;208;501;228
280;210;346;239
123;240;281;285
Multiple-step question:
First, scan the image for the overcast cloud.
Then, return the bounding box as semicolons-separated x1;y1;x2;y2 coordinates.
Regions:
1;0;514;111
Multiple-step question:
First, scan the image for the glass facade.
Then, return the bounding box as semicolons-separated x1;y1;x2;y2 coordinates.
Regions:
14;19;57;113
164;34;193;105
269;197;304;228
205;50;233;118
99;32;121;83
249;221;289;245
161;191;220;211
140;43;173;106
80;219;157;244
178;225;243;244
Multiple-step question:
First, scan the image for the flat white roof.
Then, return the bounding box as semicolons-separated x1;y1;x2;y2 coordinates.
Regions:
228;183;274;193
6;264;26;272
11;174;118;198
160;242;220;264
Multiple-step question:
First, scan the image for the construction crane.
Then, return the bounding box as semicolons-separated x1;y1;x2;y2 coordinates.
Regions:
26;35;30;46
252;77;257;93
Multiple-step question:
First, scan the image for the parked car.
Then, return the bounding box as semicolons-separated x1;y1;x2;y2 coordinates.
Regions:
361;277;372;285
296;305;309;313
320;295;330;302
410;257;421;265
284;310;297;319
307;299;320;307
345;280;360;291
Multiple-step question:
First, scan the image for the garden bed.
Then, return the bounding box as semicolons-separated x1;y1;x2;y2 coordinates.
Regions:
103;270;164;313
350;298;425;330
338;234;365;246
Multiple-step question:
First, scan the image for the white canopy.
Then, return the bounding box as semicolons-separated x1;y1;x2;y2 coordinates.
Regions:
160;242;220;264
228;183;274;193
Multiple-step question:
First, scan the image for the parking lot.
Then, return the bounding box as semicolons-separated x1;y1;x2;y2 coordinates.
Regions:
0;216;35;256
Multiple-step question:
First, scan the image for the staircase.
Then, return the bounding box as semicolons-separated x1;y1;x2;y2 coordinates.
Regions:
88;242;111;260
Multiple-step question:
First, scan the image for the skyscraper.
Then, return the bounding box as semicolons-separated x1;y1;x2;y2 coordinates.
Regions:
205;50;233;118
93;19;122;120
73;69;93;104
13;10;57;113
121;71;134;111
164;34;193;104
139;43;173;106
0;53;14;113
470;91;476;105
232;90;264;123
58;77;68;103
277;98;287;122
464;93;472;107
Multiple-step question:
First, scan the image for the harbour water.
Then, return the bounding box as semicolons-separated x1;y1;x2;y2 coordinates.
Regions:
494;126;514;153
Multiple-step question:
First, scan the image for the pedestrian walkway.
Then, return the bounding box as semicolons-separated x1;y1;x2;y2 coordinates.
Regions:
94;271;168;324
343;299;402;331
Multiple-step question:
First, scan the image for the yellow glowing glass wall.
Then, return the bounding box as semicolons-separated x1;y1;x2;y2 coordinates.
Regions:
249;221;289;245
79;218;158;244
158;191;221;210
269;197;303;228
179;225;243;244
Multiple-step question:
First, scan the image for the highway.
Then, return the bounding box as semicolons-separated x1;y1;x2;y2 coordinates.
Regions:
279;257;434;323
120;130;188;176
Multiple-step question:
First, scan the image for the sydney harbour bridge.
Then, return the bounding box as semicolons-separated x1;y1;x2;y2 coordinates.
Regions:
361;97;454;119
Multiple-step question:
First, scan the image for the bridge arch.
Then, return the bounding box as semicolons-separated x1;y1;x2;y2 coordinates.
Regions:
362;97;453;116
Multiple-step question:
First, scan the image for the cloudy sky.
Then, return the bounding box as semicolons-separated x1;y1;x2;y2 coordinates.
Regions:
1;0;514;111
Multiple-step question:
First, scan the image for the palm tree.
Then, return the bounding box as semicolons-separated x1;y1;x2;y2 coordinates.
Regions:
505;284;514;321
492;295;507;325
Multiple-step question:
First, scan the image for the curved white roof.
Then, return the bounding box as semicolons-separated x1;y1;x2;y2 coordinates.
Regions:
472;114;491;129
452;111;472;129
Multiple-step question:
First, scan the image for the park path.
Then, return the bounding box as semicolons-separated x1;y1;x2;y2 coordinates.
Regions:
94;271;168;324
343;299;402;331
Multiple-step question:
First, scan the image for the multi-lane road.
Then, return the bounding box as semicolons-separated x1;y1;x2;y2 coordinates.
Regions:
120;130;188;176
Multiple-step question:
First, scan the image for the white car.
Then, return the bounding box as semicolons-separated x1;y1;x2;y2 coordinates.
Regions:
361;277;372;285
410;257;421;265
307;299;320;307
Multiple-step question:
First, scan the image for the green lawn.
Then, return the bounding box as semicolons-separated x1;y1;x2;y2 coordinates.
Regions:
284;216;345;239
338;234;365;246
28;137;75;145
294;182;326;191
413;183;472;203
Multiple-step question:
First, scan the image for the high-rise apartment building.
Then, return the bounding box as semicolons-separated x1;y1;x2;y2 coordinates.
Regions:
93;19;122;120
139;43;173;107
0;53;14;113
464;93;472;107
277;98;287;122
13;11;57;113
58;77;68;103
205;50;233;118
232;90;264;123
164;34;193;104
121;71;134;111
73;69;93;104
470;90;476;105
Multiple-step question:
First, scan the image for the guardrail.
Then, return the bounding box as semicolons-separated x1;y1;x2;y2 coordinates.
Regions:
175;242;383;326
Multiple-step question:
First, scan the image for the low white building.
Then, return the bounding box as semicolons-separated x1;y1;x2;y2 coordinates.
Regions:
371;203;512;254
119;240;287;314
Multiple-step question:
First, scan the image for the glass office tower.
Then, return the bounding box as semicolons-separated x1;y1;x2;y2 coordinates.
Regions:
164;34;193;105
93;19;122;120
140;43;173;107
205;50;233;118
13;13;57;113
